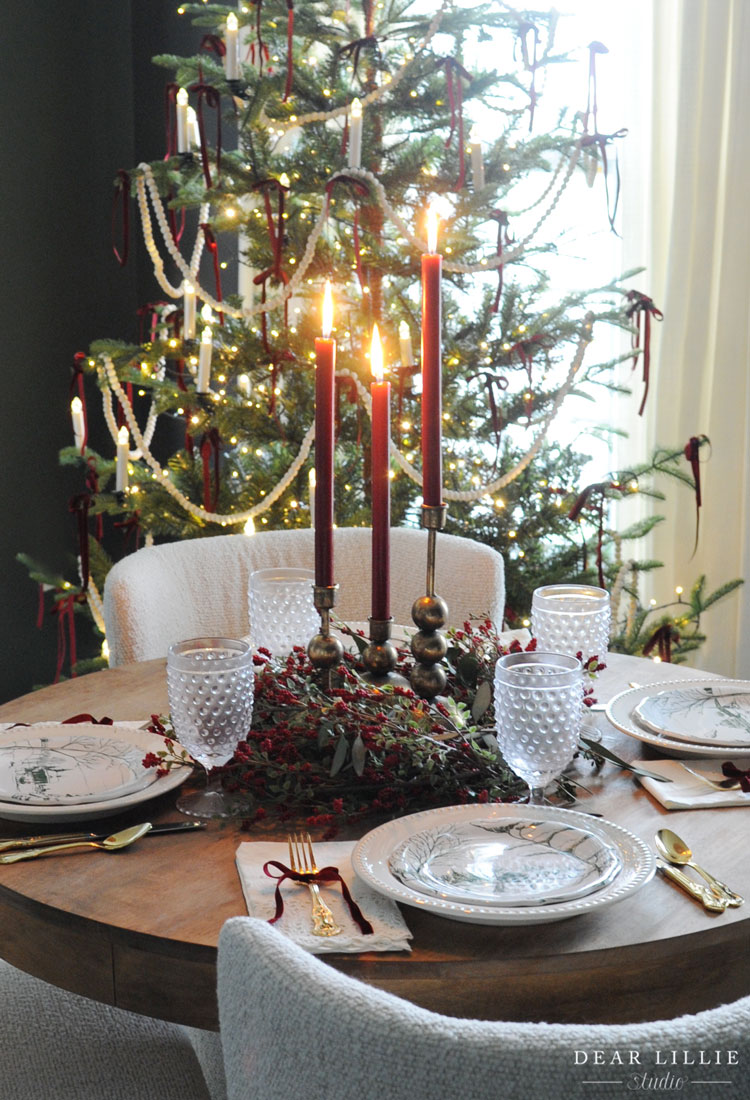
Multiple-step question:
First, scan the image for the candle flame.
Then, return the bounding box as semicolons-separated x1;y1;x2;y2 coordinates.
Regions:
322;280;334;338
71;396;83;414
426;204;439;253
201;326;212;343
176;87;188;107
117;425;129;445
351;96;362;119
398;320;410;338
469;122;481;145
370;323;384;383
279;172;291;189
227;11;238;30
308;468;316;488
243;516;256;536
183;280;195;295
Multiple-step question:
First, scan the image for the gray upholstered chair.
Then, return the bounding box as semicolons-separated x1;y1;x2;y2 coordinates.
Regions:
103;527;505;665
213;917;750;1100
0;959;211;1100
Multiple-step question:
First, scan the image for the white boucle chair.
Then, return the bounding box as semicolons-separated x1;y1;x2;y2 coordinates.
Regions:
0;959;211;1100
213;917;750;1100
103;527;505;666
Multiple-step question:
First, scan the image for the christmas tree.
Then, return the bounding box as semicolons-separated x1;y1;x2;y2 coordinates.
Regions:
20;0;740;678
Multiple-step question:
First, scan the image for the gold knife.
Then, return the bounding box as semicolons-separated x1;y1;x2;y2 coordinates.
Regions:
0;821;204;852
656;859;730;912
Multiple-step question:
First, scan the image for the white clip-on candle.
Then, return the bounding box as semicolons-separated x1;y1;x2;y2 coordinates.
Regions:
176;88;189;154
115;425;130;492
224;12;240;80
183;280;197;340
71;396;85;451
348;97;363;169
469;122;485;191
197;327;213;393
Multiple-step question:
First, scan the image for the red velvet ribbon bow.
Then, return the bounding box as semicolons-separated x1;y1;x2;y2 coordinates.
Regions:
441;57;472;189
199;428;222;512
114;509;142;551
516;22;540;131
568;480;612;587
325;176;370;296
338;34;381;81
68;493;91;590
111;170;130;267
581;127;628;234
643;623;677;663
200;224;224;324
584;41;609;135
507;333;548;418
283;1;295;102
489;210;511;313
624;290;664;415
163;84;187;244
683;434;709;555
51;592;82;683
263;859;374;935
189;79;223;189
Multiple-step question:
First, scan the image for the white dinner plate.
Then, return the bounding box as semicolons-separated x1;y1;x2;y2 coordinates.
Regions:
0;727;160;805
633;683;750;748
353;804;654;925
606;679;747;758
0;723;191;822
387;814;621;906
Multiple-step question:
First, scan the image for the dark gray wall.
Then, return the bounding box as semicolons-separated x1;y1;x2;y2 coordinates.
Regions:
0;1;192;701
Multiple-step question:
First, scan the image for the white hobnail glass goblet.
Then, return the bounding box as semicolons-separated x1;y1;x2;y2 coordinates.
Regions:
493;651;583;804
248;567;319;657
531;584;611;663
167;637;254;818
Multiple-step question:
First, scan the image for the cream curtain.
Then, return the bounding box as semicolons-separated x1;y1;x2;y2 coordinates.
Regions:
620;0;750;675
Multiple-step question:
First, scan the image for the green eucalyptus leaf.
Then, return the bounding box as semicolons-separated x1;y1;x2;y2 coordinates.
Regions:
471;680;492;721
330;733;348;777
351;734;366;776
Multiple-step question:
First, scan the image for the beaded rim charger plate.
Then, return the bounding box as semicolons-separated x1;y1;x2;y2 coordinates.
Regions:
353;804;655;926
387;815;622;907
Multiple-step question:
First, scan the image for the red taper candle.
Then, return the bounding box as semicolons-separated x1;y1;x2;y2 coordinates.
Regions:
421;205;443;507
314;281;335;586
370;324;391;621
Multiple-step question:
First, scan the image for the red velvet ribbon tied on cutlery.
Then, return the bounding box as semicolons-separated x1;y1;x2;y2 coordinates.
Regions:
263;859;374;935
721;762;750;792
624;290;663;416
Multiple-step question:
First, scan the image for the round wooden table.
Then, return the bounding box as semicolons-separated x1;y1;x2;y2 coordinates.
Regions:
0;655;748;1029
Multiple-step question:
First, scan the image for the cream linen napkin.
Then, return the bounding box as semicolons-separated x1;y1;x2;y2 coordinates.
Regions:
235;841;412;954
635;757;750;809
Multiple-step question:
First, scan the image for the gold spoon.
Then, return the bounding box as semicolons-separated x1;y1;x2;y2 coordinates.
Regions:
0;823;152;863
655;829;744;907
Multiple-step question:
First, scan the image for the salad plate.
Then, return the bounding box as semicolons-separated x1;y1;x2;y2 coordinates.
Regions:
0;729;159;805
0;723;191;822
606;679;747;757
353;804;654;925
632;683;750;748
388;815;621;906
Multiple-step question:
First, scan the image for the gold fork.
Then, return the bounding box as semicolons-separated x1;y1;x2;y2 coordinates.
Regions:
287;832;342;937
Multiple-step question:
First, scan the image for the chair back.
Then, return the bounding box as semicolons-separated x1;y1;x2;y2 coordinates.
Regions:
103;528;505;665
216;917;750;1100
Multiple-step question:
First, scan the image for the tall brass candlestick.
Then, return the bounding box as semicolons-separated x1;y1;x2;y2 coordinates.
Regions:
410;504;448;699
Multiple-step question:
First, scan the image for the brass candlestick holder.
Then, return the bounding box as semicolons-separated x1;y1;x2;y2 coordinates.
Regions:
410;504;448;699
308;584;344;690
362;617;409;687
